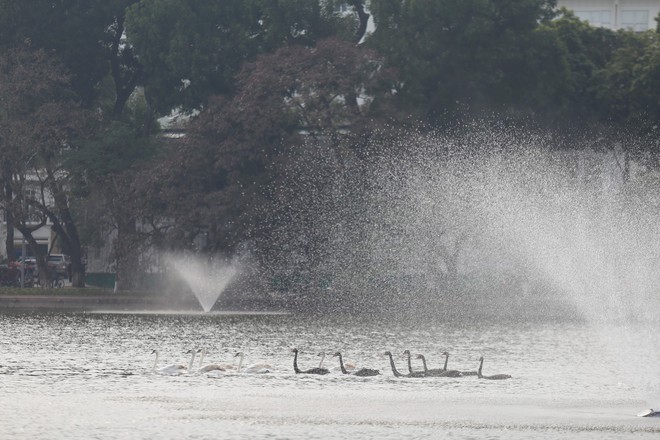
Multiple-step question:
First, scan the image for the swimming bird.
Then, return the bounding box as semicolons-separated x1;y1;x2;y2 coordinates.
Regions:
196;348;233;374
415;354;462;377
317;351;327;368
402;350;427;377
438;352;463;377
291;348;329;375
384;351;425;378
234;352;272;374
185;348;200;373
477;356;512;380
638;409;660;417
151;349;186;375
333;352;379;377
319;351;356;373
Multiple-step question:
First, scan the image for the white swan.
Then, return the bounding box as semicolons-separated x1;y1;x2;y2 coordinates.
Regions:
151;349;187;375
196;348;234;374
318;350;356;373
235;352;272;374
317;351;326;368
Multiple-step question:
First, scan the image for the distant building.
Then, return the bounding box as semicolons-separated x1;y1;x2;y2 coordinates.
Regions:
557;0;660;31
0;174;62;261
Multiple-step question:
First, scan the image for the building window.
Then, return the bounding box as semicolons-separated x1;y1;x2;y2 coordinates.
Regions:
574;10;611;27
621;10;649;32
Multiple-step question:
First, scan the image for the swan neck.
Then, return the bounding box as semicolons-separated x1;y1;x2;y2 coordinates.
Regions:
477;358;484;378
237;353;244;373
387;353;401;377
318;353;325;369
188;351;196;371
293;350;300;373
199;349;206;368
152;351;159;370
443;353;449;371
338;353;347;374
405;352;413;374
420;356;428;373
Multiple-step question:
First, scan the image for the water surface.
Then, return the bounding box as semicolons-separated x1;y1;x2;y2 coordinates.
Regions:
1;311;658;439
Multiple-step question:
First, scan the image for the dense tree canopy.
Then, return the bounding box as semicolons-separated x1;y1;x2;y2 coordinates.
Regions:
125;0;347;114
367;0;561;117
3;0;660;298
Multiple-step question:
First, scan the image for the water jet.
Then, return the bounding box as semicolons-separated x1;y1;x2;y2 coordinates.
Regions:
167;254;238;312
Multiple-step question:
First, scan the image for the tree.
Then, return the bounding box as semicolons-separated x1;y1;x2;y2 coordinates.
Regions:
367;0;560;119
538;10;625;123
141;38;397;273
591;30;660;167
0;45;94;287
125;0;348;115
0;0;143;118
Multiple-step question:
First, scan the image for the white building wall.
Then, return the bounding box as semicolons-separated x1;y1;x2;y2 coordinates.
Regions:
558;0;660;30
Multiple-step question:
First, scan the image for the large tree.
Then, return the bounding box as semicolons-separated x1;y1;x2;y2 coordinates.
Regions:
125;0;349;115
0;46;93;286
367;0;561;119
141;37;397;268
0;0;143;118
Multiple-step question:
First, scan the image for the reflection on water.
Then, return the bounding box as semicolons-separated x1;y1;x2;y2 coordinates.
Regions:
1;311;658;439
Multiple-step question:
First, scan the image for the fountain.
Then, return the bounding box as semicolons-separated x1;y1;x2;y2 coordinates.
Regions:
355;126;660;415
167;254;239;312
272;124;660;414
4;125;660;438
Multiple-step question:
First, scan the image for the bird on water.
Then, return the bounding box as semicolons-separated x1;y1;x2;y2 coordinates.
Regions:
291;348;330;375
477;356;512;380
402;350;428;378
333;351;379;377
415;353;462;377
384;351;425;378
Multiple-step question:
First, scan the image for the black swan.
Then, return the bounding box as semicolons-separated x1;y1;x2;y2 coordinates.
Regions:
477;356;512;380
384;351;425;378
291;348;329;375
402;350;427;378
415;354;462;377
333;352;379;377
439;351;463;377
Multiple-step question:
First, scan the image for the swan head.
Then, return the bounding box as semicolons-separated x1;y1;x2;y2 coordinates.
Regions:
234;352;243;358
479;356;484;362
403;350;411;355
415;354;424;359
442;351;449;356
316;351;325;357
290;348;298;353
332;352;341;357
383;351;392;356
151;349;158;355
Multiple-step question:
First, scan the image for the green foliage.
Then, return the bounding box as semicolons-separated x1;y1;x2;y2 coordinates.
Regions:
143;37;397;254
0;0;140;110
125;0;350;114
367;0;559;119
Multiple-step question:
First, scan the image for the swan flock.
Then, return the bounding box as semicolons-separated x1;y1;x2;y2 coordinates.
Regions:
151;348;512;380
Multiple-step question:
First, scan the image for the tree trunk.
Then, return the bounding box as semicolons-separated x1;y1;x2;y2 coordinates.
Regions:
349;0;370;44
3;168;15;261
41;167;87;287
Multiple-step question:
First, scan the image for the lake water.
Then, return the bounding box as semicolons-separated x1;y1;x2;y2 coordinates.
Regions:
1;310;658;439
